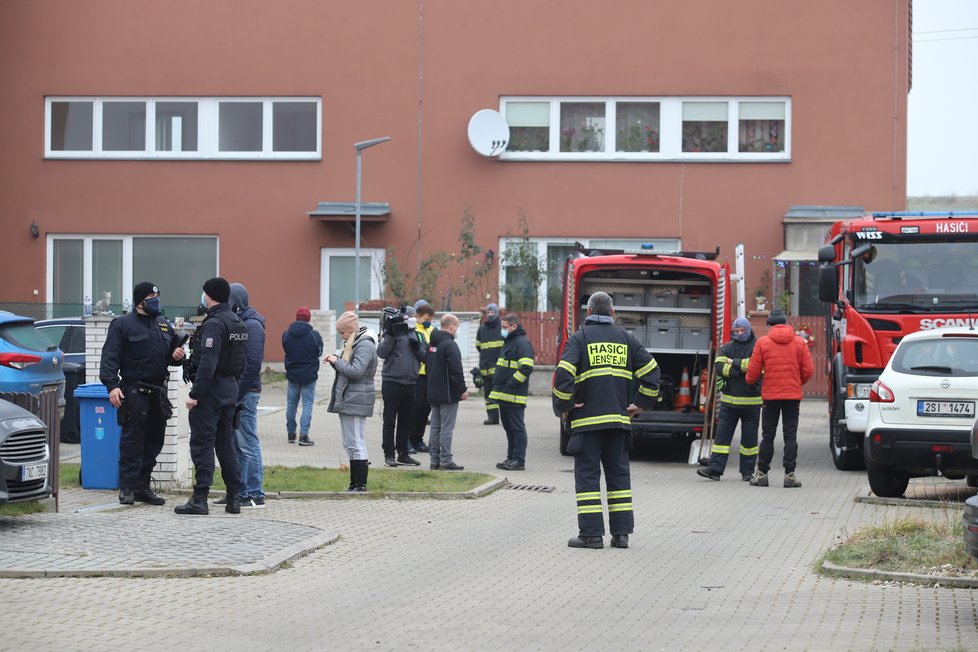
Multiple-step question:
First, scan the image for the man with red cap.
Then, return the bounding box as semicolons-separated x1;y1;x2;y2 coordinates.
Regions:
282;306;324;446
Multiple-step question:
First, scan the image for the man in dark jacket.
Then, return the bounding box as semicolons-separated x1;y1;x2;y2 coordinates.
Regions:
426;314;469;470
282;307;323;446
377;305;426;467
224;282;266;508
489;314;534;471
475;302;504;425
745;309;814;488
100;281;185;506
697;316;762;482
175;277;245;516
553;291;660;549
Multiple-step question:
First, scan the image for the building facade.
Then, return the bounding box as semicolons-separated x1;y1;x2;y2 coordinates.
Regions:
0;0;911;359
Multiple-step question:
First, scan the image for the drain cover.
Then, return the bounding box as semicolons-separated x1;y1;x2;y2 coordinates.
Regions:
506;484;555;493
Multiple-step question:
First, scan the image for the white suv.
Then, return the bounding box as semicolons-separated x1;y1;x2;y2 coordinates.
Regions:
865;327;978;497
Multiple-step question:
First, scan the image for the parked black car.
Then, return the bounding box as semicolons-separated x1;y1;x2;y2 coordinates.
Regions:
0;398;52;505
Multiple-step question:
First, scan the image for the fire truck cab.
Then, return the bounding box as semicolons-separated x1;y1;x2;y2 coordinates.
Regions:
818;211;978;470
555;245;731;454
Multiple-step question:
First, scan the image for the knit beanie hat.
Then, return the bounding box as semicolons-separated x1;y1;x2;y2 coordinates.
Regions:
766;309;787;326
413;299;430;311
336;310;360;333
486;303;499;316
132;281;158;306
732;316;752;342
202;277;231;304
296;307;311;322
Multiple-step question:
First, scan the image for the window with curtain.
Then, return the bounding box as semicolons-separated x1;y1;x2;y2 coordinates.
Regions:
505;101;550;152
682;101;728;153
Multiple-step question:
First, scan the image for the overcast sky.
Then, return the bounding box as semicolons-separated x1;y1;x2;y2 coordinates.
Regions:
907;0;978;197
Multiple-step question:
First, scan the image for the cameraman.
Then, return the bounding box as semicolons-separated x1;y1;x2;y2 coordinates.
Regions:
377;305;427;466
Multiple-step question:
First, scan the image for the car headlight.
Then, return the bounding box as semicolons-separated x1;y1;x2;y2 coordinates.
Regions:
847;383;873;400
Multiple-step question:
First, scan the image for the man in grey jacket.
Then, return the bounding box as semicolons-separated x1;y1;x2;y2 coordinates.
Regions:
377;306;426;467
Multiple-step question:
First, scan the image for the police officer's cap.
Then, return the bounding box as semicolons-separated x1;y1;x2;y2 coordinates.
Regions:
202;277;231;304
133;282;158;306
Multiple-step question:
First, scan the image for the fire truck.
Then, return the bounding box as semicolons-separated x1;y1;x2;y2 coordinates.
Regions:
817;211;978;469
555;244;732;454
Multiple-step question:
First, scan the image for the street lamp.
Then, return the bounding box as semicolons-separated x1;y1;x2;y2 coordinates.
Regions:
353;136;391;310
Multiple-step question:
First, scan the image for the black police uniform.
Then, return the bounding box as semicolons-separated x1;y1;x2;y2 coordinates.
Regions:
553;317;660;541
475;315;504;423
100;310;181;491
706;335;762;478
186;303;246;498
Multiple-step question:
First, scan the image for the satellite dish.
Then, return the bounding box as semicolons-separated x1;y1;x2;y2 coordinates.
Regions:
467;109;510;158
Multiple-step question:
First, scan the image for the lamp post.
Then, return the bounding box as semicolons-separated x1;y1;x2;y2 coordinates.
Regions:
353;136;391;310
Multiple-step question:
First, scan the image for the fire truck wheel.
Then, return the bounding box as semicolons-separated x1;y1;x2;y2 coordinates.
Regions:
867;465;910;498
830;394;866;471
559;423;571;456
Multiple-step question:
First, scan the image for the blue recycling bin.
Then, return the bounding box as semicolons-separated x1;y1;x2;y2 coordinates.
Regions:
74;383;120;490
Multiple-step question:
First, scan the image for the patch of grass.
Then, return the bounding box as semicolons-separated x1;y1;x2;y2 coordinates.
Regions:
823;514;977;577
208;465;493;494
261;368;286;384
0;501;47;516
60;462;81;488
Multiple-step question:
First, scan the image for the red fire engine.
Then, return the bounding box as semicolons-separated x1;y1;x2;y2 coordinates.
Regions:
818;211;978;469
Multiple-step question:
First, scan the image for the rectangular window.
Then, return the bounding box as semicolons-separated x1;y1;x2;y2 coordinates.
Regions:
50;101;93;151
616;102;660;153
219;101;263;152
505;101;550;152
560;102;606;153
156;101;198;152
102;101;146;151
738;101;785;153
45;97;321;160
47;235;217;317
499;237;681;311
500;96;789;162
273;101;318;152
682;101;727;153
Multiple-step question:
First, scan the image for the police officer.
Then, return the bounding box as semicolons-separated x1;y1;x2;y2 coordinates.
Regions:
100;282;186;505
553;292;660;549
696;316;762;482
475;302;504;425
175;277;247;515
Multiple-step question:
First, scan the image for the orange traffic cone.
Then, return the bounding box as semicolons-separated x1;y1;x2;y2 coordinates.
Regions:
698;372;708;413
674;366;692;411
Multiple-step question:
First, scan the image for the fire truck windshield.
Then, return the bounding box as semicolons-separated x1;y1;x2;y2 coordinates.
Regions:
852;240;978;312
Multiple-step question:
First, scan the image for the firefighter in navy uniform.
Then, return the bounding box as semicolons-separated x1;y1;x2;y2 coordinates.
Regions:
175;277;248;516
553;291;660;549
474;302;504;425
100;282;186;506
697;316;762;481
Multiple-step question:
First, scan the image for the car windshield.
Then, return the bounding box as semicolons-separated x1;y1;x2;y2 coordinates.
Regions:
892;337;978;377
0;323;59;353
853;240;978;312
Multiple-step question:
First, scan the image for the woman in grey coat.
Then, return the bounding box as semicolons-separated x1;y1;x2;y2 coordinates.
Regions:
324;311;378;491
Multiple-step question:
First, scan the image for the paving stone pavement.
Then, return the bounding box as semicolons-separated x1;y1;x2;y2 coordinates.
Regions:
3;385;978;650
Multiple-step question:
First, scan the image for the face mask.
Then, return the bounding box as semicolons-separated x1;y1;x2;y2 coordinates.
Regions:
501;328;510;339
407;317;417;329
143;297;161;316
422;320;431;328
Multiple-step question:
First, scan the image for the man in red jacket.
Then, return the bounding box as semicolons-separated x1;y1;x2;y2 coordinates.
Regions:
744;309;814;488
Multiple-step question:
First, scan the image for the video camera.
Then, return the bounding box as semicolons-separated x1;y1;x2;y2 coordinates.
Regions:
381;305;410;336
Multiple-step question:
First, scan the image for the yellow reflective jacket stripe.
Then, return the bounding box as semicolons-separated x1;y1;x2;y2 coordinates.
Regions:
488;391;527;405
633;358;658;379
637;385;660;397
576;367;633;383
553;387;574;400
512;371;527;383
570;413;631;429
720;394;763;406
558;359;577;375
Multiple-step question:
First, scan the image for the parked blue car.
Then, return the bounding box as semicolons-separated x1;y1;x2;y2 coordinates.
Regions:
0;311;65;406
34;317;85;367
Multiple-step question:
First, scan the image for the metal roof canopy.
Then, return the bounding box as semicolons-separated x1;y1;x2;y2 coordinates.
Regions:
776;205;864;261
307;202;390;222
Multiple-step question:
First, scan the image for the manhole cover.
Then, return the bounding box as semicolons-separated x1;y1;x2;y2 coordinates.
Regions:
506;484;555;493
